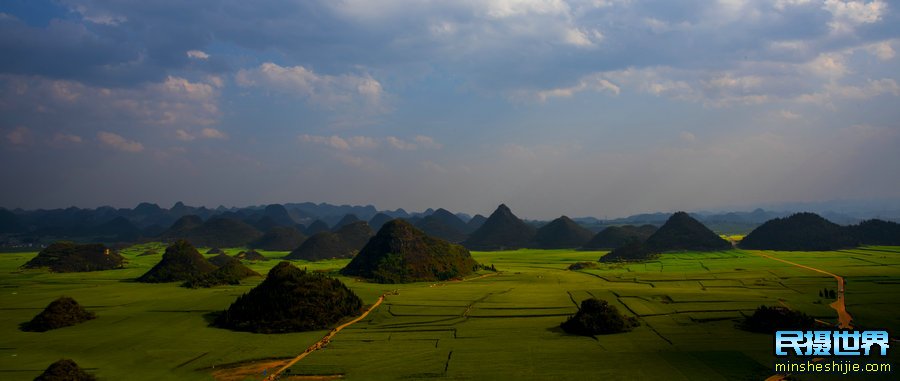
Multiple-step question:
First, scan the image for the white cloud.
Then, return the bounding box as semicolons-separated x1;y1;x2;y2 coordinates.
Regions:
865;40;896;60
531;73;620;101
679;131;697;143
175;129;195;141
201;128;227;139
236;62;386;112
299;134;441;152
97;131;143;152
186;50;210;60
797;78;900;104
779;110;802;120
823;0;887;33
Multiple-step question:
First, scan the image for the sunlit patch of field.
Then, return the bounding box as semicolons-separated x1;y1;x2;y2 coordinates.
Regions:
0;246;898;380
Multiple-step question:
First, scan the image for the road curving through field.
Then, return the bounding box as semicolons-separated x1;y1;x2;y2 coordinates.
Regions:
752;251;852;329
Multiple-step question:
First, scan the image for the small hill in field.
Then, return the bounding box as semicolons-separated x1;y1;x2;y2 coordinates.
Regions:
741;305;815;333
235;249;268;261
567;262;598;270
208;253;235;267
214;261;362;333
182;259;260;288
644;212;731;252
581;225;657;250
21;297;96;332
249;226;307;251
22;242;125;273
850;219;900;245
335;221;375;251
560;298;638;336
34;359;96;381
206;248;224;254
463;204;536;251
284;232;351;260
332;214;361;231
136;240;217;283
416;210;468;243
599;240;655;262
532;216;593;249
368;213;394;231
341;219;479;283
739;213;858;251
305;220;330;235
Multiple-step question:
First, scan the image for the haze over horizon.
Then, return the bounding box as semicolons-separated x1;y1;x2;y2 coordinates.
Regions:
2;1;899;219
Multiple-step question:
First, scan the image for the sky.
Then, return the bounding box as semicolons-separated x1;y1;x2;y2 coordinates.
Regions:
1;0;899;219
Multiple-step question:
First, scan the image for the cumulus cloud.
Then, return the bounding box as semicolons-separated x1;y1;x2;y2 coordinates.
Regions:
236;62;386;111
823;0;887;33
200;128;227;139
97;131;144;152
186;50;210;60
299;134;440;152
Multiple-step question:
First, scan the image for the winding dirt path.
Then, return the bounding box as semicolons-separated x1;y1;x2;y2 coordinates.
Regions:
753;251;853;381
264;295;386;381
752;251;852;329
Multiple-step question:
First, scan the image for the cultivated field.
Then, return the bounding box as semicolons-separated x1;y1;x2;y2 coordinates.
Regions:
1;245;898;380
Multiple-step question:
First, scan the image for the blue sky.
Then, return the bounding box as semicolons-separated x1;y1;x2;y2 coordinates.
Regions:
1;0;899;219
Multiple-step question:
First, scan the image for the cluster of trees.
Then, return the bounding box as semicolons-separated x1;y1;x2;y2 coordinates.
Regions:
560;298;639;336
819;288;837;299
740;213;900;251
740;305;815;333
21;297;96;332
137;240;258;288
600;212;731;262
34;359;96;381
215;262;363;333
341;219;479;284
22;242;125;273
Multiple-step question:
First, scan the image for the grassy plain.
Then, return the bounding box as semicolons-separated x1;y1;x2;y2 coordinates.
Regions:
0;244;898;380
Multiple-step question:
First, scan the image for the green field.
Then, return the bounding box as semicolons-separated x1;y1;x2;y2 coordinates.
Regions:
1;245;899;380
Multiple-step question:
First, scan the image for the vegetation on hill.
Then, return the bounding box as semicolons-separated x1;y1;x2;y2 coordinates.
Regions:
581;225;657;250
739;213;858;251
332;214;361;231
567;262;598;270
22;242;125;273
305;220;330;235
341;219;479;283
644;212;731;252
249;226;307;251
335;221;375;251
21;297;96;332
466;214;487;232
849;219;900;245
560;298;638;336
463;204;536;251
208;253;235;267
416;212;468;243
740;306;815;333
34;359;96;381
136;240;217;283
285;232;353;261
206;248;224;254
235;249;268;261
368;213;394;231
599;240;655;262
159;216;263;248
532;216;593;249
182;260;260;288
214;261;362;333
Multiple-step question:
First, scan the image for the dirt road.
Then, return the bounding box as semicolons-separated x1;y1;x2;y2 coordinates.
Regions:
752;251;852;329
264;294;386;380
